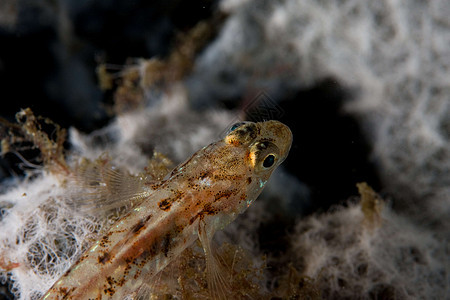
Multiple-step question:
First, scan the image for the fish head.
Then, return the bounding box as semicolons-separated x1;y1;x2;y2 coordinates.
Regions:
224;120;292;207
173;120;292;231
199;120;292;221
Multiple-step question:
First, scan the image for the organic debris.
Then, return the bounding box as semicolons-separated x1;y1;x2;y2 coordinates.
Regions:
274;264;321;300
0;108;69;176
145;242;266;299
357;182;383;229
97;20;217;114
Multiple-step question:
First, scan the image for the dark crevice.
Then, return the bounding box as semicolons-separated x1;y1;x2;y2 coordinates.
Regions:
275;79;381;214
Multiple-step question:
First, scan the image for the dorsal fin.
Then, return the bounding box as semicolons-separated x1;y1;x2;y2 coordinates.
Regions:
69;154;153;216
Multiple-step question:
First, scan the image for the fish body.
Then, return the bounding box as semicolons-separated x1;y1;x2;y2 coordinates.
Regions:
42;120;292;299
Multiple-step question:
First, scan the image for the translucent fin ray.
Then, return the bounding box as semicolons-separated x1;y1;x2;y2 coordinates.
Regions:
68;156;153;215
198;220;231;300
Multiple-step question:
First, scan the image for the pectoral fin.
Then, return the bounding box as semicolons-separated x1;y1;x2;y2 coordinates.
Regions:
198;220;230;300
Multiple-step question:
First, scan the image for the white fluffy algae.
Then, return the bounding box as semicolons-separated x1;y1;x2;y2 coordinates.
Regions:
292;202;448;298
0;175;99;299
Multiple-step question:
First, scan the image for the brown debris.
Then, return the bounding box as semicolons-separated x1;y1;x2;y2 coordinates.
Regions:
147;242;266;299
112;65;145;114
274;264;321;300
96;64;114;91
0;0;18;28
357;182;384;229
0;256;20;271
0;108;70;176
144;151;174;181
97;20;218;115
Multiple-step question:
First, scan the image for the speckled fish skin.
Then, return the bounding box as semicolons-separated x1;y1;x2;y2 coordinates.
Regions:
41;120;292;299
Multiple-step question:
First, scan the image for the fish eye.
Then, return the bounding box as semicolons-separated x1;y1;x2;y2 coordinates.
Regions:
225;122;258;145
227;122;247;134
249;141;280;173
263;154;276;168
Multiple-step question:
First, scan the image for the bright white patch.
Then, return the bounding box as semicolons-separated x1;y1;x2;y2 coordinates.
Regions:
199;177;212;187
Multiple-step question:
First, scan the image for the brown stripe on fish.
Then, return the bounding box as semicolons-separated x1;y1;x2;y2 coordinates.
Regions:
158;198;172;211
158;190;185;211
162;232;172;257
130;214;153;233
98;251;111;264
214;189;238;202
56;287;75;299
189;202;220;225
